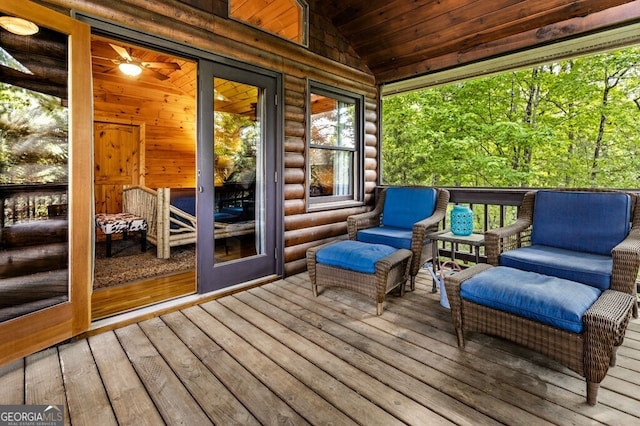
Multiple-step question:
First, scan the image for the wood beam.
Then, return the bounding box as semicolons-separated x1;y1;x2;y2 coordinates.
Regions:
366;0;633;72
376;0;640;84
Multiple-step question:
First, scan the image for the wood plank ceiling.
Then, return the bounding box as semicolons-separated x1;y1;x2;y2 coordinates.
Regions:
3;1;638;99
91;35;256;117
312;0;638;84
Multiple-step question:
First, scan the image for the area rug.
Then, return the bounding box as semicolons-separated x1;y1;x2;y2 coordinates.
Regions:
93;238;195;289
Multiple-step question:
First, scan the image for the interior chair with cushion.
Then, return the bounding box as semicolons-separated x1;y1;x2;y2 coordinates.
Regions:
485;189;640;318
347;187;449;290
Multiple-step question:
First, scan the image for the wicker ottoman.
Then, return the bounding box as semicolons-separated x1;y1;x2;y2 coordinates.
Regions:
306;240;412;315
445;264;635;405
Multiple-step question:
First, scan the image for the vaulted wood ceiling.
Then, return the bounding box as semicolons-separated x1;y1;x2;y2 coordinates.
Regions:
312;0;639;84
2;0;638;100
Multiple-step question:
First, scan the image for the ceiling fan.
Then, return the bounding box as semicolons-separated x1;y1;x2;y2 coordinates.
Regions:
96;43;181;80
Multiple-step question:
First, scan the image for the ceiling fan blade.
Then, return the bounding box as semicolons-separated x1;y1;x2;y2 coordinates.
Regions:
92;55;120;64
145;68;170;81
141;61;181;70
214;89;230;102
109;43;133;62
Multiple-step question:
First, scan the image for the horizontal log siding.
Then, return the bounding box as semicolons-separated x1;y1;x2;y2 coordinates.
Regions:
282;74;376;275
40;0;379;277
180;0;227;17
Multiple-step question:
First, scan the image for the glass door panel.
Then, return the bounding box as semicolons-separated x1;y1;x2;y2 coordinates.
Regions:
0;22;70;321
197;61;277;292
213;78;263;263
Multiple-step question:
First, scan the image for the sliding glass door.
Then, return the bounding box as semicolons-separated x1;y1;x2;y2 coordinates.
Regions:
0;0;92;364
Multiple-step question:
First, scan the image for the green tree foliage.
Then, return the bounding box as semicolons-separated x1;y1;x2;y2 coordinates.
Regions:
0;83;68;184
213;110;257;185
382;47;640;188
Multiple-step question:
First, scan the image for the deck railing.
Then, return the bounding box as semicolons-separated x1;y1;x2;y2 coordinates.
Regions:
373;186;531;265
0;183;68;227
440;187;529;265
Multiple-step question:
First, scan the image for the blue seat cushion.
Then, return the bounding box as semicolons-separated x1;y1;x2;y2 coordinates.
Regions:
221;206;244;216
357;226;413;250
461;266;601;333
500;245;612;291
316;240;397;274
531;190;631;255
172;195;244;225
214;212;236;222
381;187;437;229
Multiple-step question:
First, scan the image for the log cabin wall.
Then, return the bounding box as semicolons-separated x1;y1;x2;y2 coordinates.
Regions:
37;0;377;276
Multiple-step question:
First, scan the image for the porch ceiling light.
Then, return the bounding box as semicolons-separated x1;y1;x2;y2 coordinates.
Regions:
0;16;39;36
118;62;143;77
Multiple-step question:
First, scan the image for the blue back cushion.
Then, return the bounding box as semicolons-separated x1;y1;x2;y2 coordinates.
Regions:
381;187;437;229
171;196;196;216
531;191;631;255
170;195;197;229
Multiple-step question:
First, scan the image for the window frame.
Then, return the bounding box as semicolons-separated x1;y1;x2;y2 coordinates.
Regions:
306;80;364;210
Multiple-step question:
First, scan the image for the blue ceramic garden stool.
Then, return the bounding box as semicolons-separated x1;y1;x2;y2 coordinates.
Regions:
451;205;474;236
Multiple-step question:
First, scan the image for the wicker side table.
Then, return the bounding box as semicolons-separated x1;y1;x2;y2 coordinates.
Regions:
427;229;485;292
307;241;412;315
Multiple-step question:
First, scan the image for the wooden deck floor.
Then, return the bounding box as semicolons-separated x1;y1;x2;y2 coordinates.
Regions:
1;269;639;425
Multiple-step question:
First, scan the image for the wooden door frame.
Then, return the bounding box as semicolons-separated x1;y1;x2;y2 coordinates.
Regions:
0;0;93;365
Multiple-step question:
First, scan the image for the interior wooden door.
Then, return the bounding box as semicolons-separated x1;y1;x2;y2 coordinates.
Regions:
94;121;141;214
0;0;93;365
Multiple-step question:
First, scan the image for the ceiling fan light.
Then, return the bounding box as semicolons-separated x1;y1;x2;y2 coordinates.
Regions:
0;16;39;36
118;62;142;77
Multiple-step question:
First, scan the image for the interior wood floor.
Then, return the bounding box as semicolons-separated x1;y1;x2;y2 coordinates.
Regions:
91;270;196;320
91;236;253;319
1;269;639;425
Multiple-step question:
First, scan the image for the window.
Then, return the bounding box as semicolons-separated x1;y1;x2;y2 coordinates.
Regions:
229;0;308;46
307;81;363;207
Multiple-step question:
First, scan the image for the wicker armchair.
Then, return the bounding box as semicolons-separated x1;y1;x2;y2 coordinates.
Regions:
347;187;449;290
485;189;640;318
